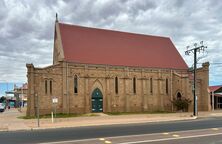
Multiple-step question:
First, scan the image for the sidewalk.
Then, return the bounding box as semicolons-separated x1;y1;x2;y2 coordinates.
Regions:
0;108;222;132
0;108;30;131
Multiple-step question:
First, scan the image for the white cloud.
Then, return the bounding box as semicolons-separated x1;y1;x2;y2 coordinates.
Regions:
0;0;221;85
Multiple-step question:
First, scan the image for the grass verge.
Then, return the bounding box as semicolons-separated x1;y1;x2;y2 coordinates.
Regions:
105;111;174;115
18;113;99;119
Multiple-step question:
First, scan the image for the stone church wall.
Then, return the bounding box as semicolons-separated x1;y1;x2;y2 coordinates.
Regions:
26;61;210;116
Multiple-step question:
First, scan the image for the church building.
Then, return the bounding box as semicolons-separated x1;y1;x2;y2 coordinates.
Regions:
26;18;210;116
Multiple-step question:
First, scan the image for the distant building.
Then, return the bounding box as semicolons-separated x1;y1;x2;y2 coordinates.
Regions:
26;18;210;116
3;83;28;108
14;83;28;107
209;85;222;110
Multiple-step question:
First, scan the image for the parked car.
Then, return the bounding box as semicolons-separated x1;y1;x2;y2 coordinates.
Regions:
0;103;6;112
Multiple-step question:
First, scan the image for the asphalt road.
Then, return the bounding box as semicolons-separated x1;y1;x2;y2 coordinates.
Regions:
0;117;222;144
37;128;222;144
145;134;222;144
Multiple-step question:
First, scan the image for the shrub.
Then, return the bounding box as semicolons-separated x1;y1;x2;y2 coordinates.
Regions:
171;97;192;112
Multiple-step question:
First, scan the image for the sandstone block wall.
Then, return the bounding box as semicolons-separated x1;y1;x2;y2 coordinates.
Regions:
26;62;210;116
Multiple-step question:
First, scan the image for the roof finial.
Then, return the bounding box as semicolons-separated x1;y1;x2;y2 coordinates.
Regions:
56;13;58;22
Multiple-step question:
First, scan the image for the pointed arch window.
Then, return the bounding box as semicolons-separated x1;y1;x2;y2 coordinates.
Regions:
150;78;153;94
166;78;169;94
45;80;47;94
177;92;182;100
133;77;136;94
50;80;52;95
115;77;118;94
74;75;78;94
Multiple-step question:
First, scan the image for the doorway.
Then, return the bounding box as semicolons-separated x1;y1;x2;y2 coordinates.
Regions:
91;88;103;112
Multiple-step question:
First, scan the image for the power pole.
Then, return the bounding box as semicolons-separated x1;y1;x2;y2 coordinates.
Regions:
185;41;207;116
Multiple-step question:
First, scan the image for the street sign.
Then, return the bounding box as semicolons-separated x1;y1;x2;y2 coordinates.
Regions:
52;97;58;123
52;97;58;104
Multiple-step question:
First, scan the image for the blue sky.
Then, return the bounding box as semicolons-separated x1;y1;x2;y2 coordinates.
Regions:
0;83;22;97
0;0;221;86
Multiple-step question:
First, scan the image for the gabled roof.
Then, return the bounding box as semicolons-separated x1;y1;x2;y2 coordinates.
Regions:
58;22;188;69
209;85;222;93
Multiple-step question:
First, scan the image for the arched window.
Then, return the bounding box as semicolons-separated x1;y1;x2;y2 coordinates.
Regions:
166;78;168;94
150;78;153;94
177;92;182;100
50;80;52;95
74;75;78;94
115;77;118;94
45;80;47;94
133;77;136;94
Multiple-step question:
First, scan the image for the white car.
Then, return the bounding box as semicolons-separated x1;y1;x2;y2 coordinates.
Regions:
0;103;5;112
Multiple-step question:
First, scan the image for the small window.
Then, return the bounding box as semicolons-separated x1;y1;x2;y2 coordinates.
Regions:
115;77;118;94
50;80;52;95
150;78;153;94
45;80;47;94
177;92;182;100
166;78;168;94
74;75;78;94
133;77;136;94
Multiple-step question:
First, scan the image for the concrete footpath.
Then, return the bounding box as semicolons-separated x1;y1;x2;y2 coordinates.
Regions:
0;108;222;132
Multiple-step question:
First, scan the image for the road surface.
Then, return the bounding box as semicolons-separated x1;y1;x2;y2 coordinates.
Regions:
0;117;222;144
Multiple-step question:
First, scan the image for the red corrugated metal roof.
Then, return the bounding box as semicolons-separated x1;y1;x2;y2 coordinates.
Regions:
209;86;222;92
58;23;188;69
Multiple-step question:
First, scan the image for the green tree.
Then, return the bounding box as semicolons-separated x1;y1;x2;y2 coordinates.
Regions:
0;96;6;103
171;97;192;112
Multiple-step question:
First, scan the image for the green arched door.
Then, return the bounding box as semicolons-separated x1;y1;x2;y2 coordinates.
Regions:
91;88;103;112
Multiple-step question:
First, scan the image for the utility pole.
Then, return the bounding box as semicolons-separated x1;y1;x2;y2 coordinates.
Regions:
185;41;207;116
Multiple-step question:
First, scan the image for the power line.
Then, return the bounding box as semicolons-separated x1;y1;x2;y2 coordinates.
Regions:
210;63;222;65
197;62;222;65
185;41;207;117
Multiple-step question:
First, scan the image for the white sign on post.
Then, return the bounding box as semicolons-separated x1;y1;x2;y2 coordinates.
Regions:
52;97;58;104
52;97;58;123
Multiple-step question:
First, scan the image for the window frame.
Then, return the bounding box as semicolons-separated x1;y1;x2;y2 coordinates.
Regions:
45;80;47;94
150;78;153;94
74;75;78;94
115;76;118;94
49;80;52;95
166;78;169;95
133;77;136;94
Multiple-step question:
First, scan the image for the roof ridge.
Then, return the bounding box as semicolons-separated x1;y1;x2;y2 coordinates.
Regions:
58;22;170;39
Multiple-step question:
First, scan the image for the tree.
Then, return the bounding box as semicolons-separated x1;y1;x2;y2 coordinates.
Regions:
0;96;6;103
171;97;192;112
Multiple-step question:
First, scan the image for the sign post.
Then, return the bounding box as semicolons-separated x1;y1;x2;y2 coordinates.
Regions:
35;93;40;127
52;97;58;123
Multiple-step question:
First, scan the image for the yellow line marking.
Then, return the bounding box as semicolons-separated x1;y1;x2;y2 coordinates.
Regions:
172;134;180;137
99;138;105;141
163;132;169;135
117;132;222;144
38;130;222;144
212;128;219;131
105;140;112;143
